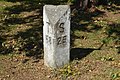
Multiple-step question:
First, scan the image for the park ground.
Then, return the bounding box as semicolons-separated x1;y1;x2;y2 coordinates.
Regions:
0;0;120;80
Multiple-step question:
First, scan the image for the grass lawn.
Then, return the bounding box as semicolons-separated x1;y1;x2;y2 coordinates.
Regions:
0;0;120;80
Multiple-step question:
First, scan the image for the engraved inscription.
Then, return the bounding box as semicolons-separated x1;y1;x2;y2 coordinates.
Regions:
58;23;64;33
46;35;51;44
56;20;67;47
62;35;67;44
46;22;51;34
45;14;68;47
57;35;67;45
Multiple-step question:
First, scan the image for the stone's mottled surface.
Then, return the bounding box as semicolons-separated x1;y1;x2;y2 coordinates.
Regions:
44;5;70;25
43;5;70;68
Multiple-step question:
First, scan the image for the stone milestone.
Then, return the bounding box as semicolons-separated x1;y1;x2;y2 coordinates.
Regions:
43;5;70;68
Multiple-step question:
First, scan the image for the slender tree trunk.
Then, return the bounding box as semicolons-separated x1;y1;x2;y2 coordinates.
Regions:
82;0;89;10
75;0;97;10
75;0;89;10
75;0;81;9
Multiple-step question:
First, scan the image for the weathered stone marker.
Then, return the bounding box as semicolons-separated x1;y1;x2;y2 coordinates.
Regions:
43;5;70;68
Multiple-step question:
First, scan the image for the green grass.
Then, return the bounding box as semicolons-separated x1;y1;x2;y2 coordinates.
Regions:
0;1;16;11
0;1;120;80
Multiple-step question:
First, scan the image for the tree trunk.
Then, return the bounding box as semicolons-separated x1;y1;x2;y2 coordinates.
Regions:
75;0;97;10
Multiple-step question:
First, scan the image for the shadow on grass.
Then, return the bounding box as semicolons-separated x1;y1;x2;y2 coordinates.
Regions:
70;8;105;47
13;22;43;58
0;37;6;47
107;5;120;12
0;0;43;58
70;48;99;61
107;23;120;54
0;0;120;60
0;0;68;59
71;9;105;31
0;0;105;59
